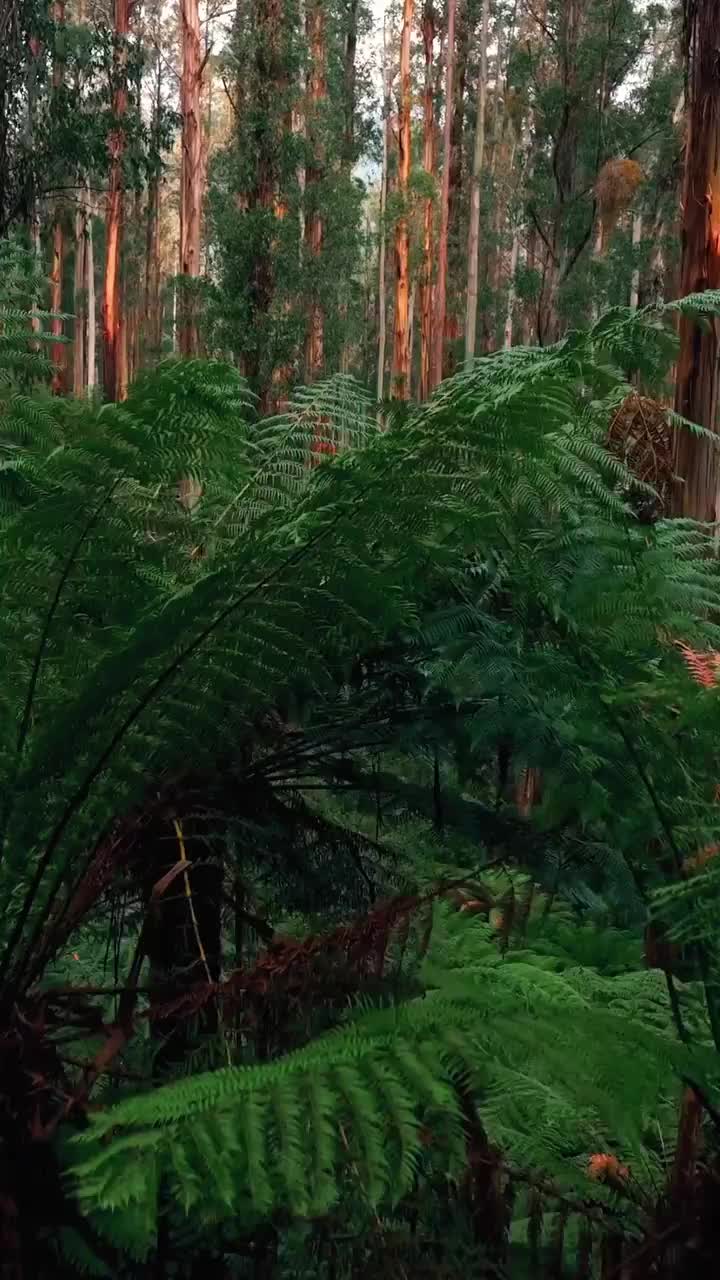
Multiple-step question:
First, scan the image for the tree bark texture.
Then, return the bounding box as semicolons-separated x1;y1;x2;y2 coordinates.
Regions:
86;190;96;393
419;2;436;400
376;17;391;403
464;0;489;368
391;0;413;399
503;225;520;348
672;0;720;520
305;0;327;382
179;0;205;357
431;0;456;388
102;0;130;402
72;201;87;396
443;0;468;373
50;0;66;395
50;219;65;394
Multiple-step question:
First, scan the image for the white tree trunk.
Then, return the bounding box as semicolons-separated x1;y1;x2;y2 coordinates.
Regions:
503;228;520;348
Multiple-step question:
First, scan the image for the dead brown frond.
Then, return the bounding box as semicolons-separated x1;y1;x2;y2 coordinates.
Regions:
607;392;673;520
595;158;644;236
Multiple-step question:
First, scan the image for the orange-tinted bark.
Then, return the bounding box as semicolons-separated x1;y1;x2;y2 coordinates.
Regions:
672;0;720;519
419;3;436;401
102;0;130;402
391;0;414;399
50;219;65;394
179;0;205;356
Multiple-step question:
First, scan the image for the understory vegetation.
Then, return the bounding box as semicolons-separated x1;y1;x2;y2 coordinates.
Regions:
0;235;719;1276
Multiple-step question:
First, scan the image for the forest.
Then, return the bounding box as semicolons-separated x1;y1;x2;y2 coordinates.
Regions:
2;0;720;1275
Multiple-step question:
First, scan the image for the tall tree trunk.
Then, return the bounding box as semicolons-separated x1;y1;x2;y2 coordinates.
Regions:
305;0;327;382
71;0;92;392
672;0;720;520
145;162;162;358
295;0;307;251
536;0;582;346
125;187;142;382
179;0;205;357
431;0;456;388
464;0;489;368
103;0;130;402
50;0;66;395
337;0;360;374
73;201;86;396
376;16;391;402
392;0;413;399
50;219;65;394
86;190;96;393
419;2;436;400
503;226;520;348
26;30;42;332
443;0;468;373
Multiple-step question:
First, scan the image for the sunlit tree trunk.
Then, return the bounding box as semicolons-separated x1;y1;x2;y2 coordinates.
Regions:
179;0;205;357
391;0;413;399
672;0;720;520
431;0;456;388
50;219;65;393
464;0;489;368
103;0;130;402
418;3;436;401
305;0;327;382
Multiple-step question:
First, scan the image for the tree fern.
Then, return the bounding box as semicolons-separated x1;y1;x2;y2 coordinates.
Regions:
2;283;720;1273
68;913;713;1256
